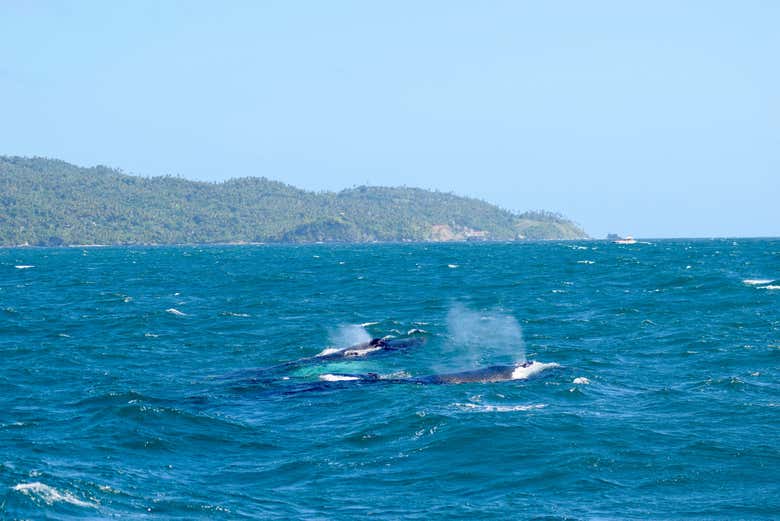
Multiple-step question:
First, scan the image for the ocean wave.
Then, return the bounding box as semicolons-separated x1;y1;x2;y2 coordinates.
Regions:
577;260;595;264
14;265;35;269
760;285;780;290
743;279;774;285
453;403;547;412
220;311;251;317
573;377;591;385
166;308;187;316
359;321;379;327
12;482;96;508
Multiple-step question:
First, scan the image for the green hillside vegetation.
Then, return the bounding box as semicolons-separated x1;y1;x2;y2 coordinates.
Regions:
0;156;587;246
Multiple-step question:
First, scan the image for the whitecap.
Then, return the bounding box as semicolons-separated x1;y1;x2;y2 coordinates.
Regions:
222;311;251;317
454;403;547;412
359;321;379;327
576;260;595;264
14;265;35;269
316;347;341;357
447;264;458;268
407;328;427;335
743;279;773;285
573;377;590;385
144;333;159;338
165;308;187;316
319;374;360;382
13;482;96;508
511;361;559;380
761;285;780;290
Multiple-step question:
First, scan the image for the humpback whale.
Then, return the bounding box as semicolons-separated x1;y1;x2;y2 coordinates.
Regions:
220;336;426;381
319;361;558;385
312;337;424;362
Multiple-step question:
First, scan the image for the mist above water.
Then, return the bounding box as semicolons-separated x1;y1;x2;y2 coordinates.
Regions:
443;303;526;369
328;324;371;348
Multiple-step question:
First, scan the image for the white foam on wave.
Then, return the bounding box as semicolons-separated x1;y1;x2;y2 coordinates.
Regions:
14;265;35;269
319;374;360;382
448;264;458;268
577;260;595;264
511;361;559;380
573;377;591;385
407;328;426;335
359;321;379;327
165;308;187;316
761;285;780;290
316;347;341;357
222;311;251;317
454;403;547;412
13;482;96;508
743;279;773;285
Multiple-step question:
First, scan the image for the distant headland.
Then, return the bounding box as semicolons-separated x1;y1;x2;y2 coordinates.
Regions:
0;156;587;246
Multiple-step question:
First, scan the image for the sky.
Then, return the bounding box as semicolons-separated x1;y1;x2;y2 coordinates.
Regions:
1;1;777;238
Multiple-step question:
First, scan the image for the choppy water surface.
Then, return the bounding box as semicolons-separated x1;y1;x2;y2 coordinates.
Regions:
1;240;778;519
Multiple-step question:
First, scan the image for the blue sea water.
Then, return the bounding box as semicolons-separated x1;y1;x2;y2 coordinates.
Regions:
1;240;778;520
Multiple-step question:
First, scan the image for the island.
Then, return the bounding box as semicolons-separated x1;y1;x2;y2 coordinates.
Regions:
0;156;587;246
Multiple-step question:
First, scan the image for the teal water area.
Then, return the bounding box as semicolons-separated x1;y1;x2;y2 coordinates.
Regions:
1;241;778;519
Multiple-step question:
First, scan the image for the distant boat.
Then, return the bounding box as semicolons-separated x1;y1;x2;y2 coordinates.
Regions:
613;235;637;245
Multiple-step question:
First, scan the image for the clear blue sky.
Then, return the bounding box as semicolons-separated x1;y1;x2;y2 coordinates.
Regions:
1;1;777;238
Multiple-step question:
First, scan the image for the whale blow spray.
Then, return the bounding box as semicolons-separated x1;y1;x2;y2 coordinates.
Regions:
444;303;526;369
329;324;372;348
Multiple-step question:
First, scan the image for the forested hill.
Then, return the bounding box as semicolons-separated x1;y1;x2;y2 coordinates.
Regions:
0;156;587;246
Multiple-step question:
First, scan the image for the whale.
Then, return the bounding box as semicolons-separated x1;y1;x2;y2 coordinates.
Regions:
219;336;426;381
319;361;558;385
311;337;425;362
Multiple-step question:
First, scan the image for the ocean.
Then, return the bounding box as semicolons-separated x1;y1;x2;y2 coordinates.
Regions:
1;240;778;520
